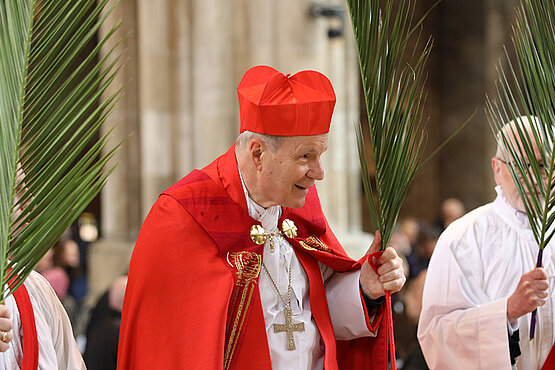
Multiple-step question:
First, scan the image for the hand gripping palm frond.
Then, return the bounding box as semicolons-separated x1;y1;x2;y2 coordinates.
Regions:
486;0;555;339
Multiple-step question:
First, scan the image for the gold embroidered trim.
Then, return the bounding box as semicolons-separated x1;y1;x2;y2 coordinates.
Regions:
227;251;261;286
299;235;333;254
224;252;261;369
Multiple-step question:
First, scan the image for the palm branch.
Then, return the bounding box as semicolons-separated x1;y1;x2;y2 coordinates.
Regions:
0;0;120;299
346;0;464;250
485;0;555;339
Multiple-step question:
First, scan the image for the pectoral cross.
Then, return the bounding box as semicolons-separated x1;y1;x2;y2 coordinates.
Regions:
273;307;305;350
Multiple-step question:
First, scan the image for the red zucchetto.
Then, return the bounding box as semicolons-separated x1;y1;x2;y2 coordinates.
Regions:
237;65;336;136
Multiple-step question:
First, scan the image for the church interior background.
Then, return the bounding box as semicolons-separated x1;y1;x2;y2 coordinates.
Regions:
81;0;519;307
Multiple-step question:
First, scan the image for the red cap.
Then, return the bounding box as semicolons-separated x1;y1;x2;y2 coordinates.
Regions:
237;65;336;136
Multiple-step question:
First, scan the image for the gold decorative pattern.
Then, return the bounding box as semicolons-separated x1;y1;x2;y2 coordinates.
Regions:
299;235;333;254
281;219;298;238
227;251;262;285
224;251;262;369
273;307;305;350
249;225;266;245
248;219;298;251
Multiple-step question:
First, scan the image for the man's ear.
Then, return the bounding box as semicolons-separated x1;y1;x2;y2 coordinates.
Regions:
491;157;502;185
248;139;264;170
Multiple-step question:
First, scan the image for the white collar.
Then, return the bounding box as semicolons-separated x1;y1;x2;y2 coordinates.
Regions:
238;170;282;231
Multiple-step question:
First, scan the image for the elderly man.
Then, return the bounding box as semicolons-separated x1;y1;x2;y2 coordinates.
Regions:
418;117;553;369
117;65;406;369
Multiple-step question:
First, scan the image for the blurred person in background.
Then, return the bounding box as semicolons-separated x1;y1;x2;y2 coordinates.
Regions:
435;197;465;231
53;238;88;304
85;275;128;370
405;222;440;281
34;248;69;300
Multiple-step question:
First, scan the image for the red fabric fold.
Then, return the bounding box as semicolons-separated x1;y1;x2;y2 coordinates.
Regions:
543;344;555;369
12;284;39;370
365;251;396;370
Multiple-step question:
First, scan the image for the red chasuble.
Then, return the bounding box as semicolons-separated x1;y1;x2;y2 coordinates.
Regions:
543;345;555;369
117;145;389;369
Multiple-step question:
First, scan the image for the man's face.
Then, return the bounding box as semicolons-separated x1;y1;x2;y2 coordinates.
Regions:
256;134;328;209
493;156;527;212
492;142;546;213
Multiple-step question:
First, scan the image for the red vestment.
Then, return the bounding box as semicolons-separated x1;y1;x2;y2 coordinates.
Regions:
117;145;388;369
543;345;555;369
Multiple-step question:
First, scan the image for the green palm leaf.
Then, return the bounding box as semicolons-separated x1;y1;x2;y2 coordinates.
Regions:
347;0;454;249
0;0;120;298
485;0;555;339
486;0;555;251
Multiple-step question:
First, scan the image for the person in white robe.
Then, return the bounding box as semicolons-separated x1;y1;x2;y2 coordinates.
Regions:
418;119;552;369
0;270;85;369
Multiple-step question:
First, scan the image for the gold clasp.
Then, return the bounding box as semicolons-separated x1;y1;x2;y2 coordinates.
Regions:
248;219;297;252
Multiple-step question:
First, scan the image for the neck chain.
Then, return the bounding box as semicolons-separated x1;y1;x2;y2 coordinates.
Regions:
261;258;293;309
261;258;305;350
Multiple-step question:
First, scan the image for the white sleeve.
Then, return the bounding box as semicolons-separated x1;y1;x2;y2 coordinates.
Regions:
417;233;512;370
25;271;86;370
323;266;377;340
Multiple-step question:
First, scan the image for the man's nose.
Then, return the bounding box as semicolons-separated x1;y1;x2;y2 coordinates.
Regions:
308;160;324;181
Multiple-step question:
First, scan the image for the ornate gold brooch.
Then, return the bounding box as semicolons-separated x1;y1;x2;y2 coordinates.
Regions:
249;219;298;252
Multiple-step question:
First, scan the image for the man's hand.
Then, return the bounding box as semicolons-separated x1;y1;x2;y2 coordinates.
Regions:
507;267;548;325
0;304;13;352
360;231;407;300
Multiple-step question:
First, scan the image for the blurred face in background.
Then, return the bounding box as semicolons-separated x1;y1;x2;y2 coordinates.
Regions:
61;239;80;268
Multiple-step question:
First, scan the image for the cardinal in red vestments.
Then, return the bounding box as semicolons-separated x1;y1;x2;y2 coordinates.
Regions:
117;65;406;369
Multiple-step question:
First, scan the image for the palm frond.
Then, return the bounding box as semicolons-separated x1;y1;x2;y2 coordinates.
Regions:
486;0;555;250
347;0;442;249
485;0;555;339
0;0;120;298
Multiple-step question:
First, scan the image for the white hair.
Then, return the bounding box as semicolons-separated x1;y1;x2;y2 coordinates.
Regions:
235;131;285;151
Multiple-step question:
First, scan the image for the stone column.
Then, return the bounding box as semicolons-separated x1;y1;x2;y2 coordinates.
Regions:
484;0;519;162
169;1;195;178
98;0;141;241
94;0;141;299
136;0;175;218
192;0;236;167
322;3;370;259
435;1;491;210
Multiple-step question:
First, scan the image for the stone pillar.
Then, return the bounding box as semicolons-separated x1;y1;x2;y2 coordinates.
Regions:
137;0;174;218
484;0;519;161
323;3;371;259
170;1;195;178
94;0;141;299
98;0;141;241
435;1;491;210
192;0;236;167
